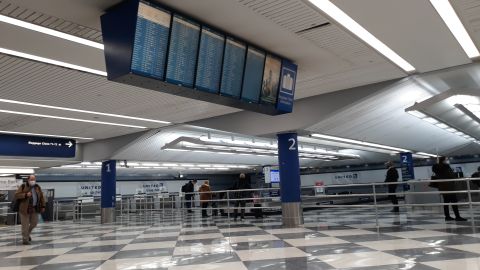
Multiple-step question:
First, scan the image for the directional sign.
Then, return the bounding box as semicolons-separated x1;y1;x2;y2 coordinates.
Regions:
0;134;76;158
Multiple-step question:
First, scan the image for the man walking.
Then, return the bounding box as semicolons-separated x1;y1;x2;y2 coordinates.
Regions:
15;175;46;245
385;161;399;213
199;180;212;218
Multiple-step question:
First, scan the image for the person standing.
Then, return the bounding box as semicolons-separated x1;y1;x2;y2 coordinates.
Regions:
15;175;46;245
199;180;212;218
471;167;480;188
183;180;197;213
385;161;399;213
233;173;251;221
432;157;467;221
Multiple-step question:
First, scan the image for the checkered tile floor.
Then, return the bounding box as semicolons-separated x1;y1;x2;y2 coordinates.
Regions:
1;207;480;269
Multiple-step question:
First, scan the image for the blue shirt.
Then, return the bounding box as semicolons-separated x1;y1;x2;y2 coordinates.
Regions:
31;186;38;206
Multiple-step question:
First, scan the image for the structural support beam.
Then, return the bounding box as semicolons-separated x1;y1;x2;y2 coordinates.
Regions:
101;160;116;224
277;132;303;227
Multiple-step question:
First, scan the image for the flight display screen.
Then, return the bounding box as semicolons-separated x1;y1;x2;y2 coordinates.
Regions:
241;47;265;103
195;27;225;93
131;2;171;79
220;37;246;98
165;14;200;88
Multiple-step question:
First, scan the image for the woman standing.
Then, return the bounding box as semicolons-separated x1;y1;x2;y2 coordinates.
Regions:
199;180;212;218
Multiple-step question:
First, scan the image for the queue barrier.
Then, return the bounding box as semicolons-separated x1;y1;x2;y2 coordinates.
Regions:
40;177;480;227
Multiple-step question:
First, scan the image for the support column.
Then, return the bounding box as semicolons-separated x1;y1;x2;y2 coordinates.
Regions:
101;160;116;224
277;132;303;227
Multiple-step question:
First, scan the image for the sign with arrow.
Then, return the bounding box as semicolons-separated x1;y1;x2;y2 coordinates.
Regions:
0;134;76;158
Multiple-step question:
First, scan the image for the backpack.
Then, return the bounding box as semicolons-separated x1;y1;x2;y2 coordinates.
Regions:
181;183;188;193
10;184;25;212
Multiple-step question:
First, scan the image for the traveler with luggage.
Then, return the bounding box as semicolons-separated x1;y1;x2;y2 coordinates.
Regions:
14;175;46;245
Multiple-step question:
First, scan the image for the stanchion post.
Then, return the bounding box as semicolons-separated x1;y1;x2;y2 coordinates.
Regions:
372;184;379;228
227;191;231;224
466;180;475;227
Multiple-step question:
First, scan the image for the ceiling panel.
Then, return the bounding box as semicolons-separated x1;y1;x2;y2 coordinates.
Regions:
0;54;239;136
332;0;471;72
453;0;480;50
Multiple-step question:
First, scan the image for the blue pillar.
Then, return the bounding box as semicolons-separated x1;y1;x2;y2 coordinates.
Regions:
101;160;116;223
277;132;303;227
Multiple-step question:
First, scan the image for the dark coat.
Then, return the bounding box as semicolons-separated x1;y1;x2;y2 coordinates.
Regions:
432;163;456;191
184;181;195;199
15;183;46;215
199;184;212;202
233;178;251;199
385;167;399;182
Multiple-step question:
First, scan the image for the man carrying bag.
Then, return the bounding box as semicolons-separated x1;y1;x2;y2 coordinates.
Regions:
15;175;46;245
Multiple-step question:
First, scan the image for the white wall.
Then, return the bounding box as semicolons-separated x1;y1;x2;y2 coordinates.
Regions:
40;180;190;198
301;162;480;186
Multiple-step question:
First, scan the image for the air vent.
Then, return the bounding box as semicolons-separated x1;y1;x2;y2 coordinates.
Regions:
295;22;330;34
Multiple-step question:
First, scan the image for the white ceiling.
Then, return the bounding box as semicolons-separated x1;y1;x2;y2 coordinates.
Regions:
0;0;479;171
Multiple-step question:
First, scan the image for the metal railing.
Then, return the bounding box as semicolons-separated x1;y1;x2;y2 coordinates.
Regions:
10;177;479;227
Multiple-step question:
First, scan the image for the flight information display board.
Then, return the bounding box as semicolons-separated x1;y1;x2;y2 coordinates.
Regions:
131;2;171;79
101;0;297;115
241;47;265;103
195;27;225;93
220;37;246;98
166;14;200;87
261;54;281;104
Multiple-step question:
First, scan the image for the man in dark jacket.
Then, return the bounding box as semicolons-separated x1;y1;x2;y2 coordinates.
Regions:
184;180;197;213
471;167;480;188
15;175;46;245
385;161;399;213
432;157;467;221
233;173;251;221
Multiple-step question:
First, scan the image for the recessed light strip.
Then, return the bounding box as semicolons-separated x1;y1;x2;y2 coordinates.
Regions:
311;133;410;152
308;0;415;73
0;47;107;76
0;130;93;140
0;98;171;125
0;109;146;129
0;14;104;50
429;0;480;59
407;109;480;144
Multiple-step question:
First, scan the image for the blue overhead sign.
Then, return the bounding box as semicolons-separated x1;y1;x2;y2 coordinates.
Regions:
276;60;297;113
0;134;76;158
400;152;414;180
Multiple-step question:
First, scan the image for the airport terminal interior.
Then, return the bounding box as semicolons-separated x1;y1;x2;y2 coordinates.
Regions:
2;0;480;269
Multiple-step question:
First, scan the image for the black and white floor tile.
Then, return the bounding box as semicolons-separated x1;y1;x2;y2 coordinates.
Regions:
0;207;480;269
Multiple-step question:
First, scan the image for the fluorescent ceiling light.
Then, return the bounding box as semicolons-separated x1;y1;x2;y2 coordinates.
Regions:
0;14;104;50
0;109;146;129
0;98;171;125
310;133;410;152
0;168;34;174
0;130;93;140
0;47;107;76
430;0;480;58
407;110;427;119
308;0;415;72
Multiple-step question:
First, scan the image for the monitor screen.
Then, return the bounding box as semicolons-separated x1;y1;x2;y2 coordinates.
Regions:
241;47;265;103
270;169;280;183
195;27;225;93
260;54;281;104
220;37;246;98
166;14;200;87
131;2;171;79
